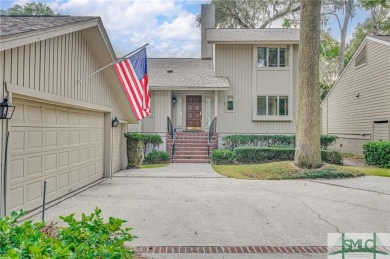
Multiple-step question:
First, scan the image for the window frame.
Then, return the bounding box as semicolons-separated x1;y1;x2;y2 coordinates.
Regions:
225;95;235;112
254;95;292;121
257;46;289;69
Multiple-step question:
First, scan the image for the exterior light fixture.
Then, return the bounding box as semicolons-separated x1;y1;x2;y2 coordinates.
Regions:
0;98;15;120
112;117;119;127
172;96;177;107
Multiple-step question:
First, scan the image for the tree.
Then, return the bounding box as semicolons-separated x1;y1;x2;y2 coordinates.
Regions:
294;0;322;169
199;0;301;28
322;0;358;74
0;2;57;15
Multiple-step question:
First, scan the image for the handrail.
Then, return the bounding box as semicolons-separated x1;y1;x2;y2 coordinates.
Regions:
208;117;217;163
167;116;175;163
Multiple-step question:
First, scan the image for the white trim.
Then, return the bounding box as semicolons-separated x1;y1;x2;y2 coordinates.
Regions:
367;36;390;46
0;19;98;51
150;87;229;91
7;83;113;113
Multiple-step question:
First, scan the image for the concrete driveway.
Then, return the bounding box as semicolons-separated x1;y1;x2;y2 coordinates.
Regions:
31;164;390;258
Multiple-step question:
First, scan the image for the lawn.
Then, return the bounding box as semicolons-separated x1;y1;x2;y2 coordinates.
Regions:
211;161;390;180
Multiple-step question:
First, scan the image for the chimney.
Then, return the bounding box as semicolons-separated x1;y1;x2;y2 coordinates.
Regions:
201;4;215;60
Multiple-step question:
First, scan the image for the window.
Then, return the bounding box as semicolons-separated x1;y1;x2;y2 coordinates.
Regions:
257;47;289;67
355;45;366;67
257;96;289;116
205;97;212;126
226;95;234;111
175;97;183;127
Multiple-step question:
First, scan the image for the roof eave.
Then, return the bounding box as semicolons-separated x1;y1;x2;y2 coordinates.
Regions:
207;40;300;44
150;86;230;91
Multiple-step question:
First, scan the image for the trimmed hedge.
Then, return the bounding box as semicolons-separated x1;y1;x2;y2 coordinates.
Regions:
363;141;390;168
212;147;343;165
211;149;234;164
222;134;337;150
124;133;164;166
145;150;170;164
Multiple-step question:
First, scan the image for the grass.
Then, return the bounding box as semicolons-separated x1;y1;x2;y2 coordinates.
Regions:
211;161;390;180
139;163;169;169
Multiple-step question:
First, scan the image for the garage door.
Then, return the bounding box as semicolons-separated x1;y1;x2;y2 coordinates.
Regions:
8;98;105;213
112;125;123;173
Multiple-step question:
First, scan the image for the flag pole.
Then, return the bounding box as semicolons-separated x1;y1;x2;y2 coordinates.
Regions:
77;43;149;84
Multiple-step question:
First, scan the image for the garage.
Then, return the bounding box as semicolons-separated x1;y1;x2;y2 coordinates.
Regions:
8;98;105;212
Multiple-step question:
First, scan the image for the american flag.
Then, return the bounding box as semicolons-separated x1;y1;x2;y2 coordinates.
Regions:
114;48;150;120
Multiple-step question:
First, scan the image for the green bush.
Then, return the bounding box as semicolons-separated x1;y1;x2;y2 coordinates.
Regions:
363;141;390;168
321;149;343;165
320;135;337;149
211;149;234;164
234;147;295;163
222;134;337;150
0;208;135;258
124;133;164;167
145;150;170;164
301;168;357;179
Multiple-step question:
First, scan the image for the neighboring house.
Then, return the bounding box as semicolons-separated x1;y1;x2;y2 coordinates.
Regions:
0;16;137;216
321;35;390;155
136;4;300;162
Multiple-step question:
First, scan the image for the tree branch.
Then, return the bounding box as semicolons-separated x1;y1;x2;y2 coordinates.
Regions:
259;4;301;29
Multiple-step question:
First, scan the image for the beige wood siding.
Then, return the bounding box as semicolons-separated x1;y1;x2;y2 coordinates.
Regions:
373;122;390;141
142;91;171;133
9;98;104;212
0;30;124;119
321;99;328;134
214;44;298;134
322;40;390;137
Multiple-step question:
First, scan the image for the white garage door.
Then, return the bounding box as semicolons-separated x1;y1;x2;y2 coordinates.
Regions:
8;98;105;213
112;126;123;173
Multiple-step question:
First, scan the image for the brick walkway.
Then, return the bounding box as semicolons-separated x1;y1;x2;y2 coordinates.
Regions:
135;246;329;254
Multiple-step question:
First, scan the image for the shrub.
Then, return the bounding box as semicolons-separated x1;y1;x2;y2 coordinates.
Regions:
124;133;164;167
0;208;135;258
212;149;234;164
145;150;170;164
227;147;343;165
321;150;343;165
320;135;337;149
363;141;390;168
233;147;295;163
222;134;337;150
301;168;356;179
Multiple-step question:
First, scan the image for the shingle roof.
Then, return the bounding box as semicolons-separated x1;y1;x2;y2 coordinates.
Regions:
0;16;97;37
148;58;229;89
206;28;300;43
369;35;390;43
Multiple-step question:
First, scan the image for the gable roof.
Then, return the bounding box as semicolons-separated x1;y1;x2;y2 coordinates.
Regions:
148;58;230;90
0;16;137;123
206;28;300;44
0;16;96;37
321;35;390;106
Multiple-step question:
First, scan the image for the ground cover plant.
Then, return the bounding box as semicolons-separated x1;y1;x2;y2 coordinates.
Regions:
0;208;135;258
211;161;370;180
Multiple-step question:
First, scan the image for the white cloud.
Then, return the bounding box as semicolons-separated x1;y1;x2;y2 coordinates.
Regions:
45;0;203;57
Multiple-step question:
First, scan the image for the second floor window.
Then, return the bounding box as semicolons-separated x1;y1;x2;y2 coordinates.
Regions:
258;47;289;68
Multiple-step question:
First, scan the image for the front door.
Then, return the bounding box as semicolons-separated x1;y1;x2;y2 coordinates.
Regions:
186;95;202;130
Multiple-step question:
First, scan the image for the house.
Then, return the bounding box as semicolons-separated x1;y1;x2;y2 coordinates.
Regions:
136;4;300;162
0;16;137;216
321;35;390;155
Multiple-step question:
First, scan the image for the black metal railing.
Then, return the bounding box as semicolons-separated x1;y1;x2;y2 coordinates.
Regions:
208;117;217;163
167;116;175;163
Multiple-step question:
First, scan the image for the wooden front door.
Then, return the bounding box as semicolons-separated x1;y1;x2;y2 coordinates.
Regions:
186;95;202;130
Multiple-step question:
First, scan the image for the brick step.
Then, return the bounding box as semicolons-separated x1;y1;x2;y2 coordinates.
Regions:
173;159;210;163
175;152;209;156
167;140;217;144
168;143;212;148
174;154;209;159
171;148;211;152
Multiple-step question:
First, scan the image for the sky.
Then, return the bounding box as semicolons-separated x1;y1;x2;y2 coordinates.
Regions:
1;0;370;58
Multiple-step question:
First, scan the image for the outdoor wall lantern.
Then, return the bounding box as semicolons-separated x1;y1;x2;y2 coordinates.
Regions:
112;117;119;127
0;98;15;120
172;96;177;107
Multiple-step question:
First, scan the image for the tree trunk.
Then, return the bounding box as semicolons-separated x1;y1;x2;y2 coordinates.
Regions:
338;0;354;74
294;0;322;169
